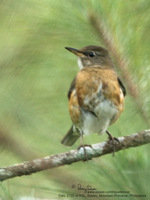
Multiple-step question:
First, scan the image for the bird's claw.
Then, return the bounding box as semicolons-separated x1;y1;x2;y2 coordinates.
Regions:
106;130;120;156
77;144;93;161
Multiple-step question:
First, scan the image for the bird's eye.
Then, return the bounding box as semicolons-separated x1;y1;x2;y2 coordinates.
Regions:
89;52;95;57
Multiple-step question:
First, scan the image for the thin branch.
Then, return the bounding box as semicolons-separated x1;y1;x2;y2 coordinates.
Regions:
0;130;150;182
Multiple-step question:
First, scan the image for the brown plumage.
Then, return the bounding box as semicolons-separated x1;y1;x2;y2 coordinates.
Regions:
61;45;126;146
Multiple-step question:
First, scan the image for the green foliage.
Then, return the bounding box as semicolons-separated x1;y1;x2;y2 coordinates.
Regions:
0;0;149;199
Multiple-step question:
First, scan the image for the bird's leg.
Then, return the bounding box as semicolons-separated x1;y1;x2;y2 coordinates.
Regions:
77;132;92;160
106;130;120;156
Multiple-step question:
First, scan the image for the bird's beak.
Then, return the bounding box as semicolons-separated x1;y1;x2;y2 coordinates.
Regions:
65;47;85;57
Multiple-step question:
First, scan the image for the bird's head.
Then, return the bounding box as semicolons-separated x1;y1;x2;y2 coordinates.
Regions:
65;45;113;69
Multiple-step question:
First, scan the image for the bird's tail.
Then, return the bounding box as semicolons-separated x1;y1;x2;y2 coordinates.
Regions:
61;125;80;146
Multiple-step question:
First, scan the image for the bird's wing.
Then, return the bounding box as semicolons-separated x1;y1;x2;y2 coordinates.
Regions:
67;77;76;99
61;79;81;146
117;77;126;97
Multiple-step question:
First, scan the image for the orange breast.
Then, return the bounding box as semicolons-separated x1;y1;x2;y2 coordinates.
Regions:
75;67;125;123
69;67;125;126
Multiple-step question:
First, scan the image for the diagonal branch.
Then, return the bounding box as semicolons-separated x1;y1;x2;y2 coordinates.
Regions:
0;130;150;182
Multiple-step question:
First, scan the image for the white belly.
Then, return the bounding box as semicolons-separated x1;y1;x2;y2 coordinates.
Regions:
81;98;118;135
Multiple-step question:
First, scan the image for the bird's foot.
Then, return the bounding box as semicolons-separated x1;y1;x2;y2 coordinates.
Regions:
106;130;120;156
77;144;93;161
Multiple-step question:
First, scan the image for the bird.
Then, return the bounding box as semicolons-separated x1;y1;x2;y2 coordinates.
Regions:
61;45;126;151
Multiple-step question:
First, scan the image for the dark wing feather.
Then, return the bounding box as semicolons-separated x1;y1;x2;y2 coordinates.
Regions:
61;125;80;146
117;78;126;97
67;77;76;99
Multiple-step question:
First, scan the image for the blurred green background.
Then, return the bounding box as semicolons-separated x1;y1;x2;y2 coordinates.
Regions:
0;0;150;199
